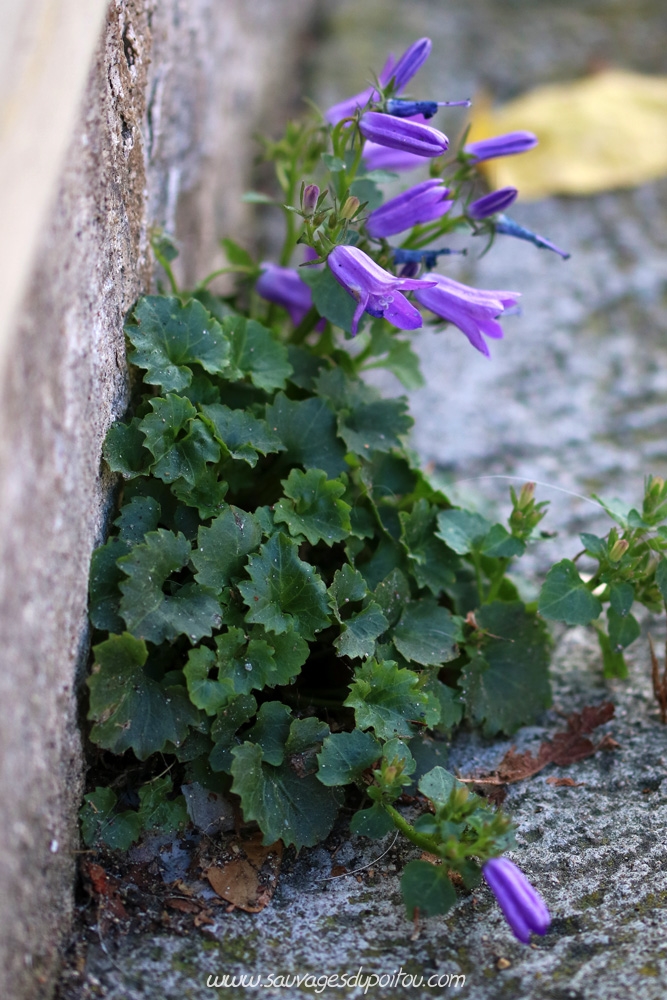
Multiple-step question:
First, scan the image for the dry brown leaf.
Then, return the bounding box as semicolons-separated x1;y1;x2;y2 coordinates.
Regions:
204;835;282;913
546;776;585;788
466;69;667;198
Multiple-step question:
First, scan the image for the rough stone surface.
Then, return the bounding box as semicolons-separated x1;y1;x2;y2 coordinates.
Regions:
0;2;314;997
56;1;667;997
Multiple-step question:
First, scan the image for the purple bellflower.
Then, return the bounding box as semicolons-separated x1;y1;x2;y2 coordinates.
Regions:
468;187;518;220
464;131;538;162
482;857;551;944
414;272;520;356
495;214;571;259
362;142;430;173
359;112;448;158
256;262;314;325
387;37;432;92
328;244;436;336
366;179;453;238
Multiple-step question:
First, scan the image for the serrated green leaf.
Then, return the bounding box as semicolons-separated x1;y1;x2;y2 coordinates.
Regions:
246;701;293;765
89;537;130;632
231;742;342;850
422;678;464;734
216;626;308;695
300;267;364;336
392;599;460;667
126;296;231;391
103;417;152;479
140;397;220;485
335;602;389;659
114;496;161;546
401;860;457;918
209;693;258;772
316;368;412;455
138;776;188;833
481;523;526;558
435;509;491;555
200;403;285;467
239;533;331;640
591;493;631;529
265;393;347;477
118;529;221;644
418;766;464;805
350;803;395;839
373;568;411;627
221;316;292;391
580;532;606;557
316;730;381;786
170;468;229;519
285;717;330;758
274;468;351;546
370;337;424;390
350;176;383;211
460;602;552;736
192;507;262;594
80;787;142;850
538;559;602;624
328;564;368;611
344;659;438;740
607;607;640;650
184;646;236;715
88;633;200;758
286;346;329;390
399;500;459;596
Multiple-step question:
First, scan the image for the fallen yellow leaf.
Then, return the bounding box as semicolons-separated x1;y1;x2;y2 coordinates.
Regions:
466;69;667;199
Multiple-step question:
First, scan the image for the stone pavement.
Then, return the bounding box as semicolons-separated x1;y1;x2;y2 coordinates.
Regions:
58;1;667;996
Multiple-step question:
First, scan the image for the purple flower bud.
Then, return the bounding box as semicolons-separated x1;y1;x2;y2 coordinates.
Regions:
325;55;396;126
302;184;320;215
414;272;520;356
464;131;538;162
362;141;430;173
328;245;436;336
389;37;432;92
482;857;551;943
468;187;519;220
256;262;314;325
359;112;448;158
386;99;471;119
494;214;571;259
366;180;453;238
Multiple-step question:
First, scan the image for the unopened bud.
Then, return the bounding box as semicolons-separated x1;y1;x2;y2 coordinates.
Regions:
517;482;535;510
302;184;320;216
340;196;361;220
609;538;629;562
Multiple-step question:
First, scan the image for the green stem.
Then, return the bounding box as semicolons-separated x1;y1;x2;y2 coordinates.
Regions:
485;559;509;602
384;804;441;854
289;305;322;345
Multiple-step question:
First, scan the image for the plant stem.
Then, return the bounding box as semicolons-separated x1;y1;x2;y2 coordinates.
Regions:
384;803;440;854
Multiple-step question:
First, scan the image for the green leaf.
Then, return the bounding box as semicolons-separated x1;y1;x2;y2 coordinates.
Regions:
239;533;331;640
596;627;629;679
285;717;330;759
328;564;368;609
401;860;457;918
656;559;667;603
88;633;200;758
80;788;142;850
365;335;424;390
399;500;459;596
373;569;411;627
209;693;258;772
126;296;231;391
114;496;161;546
138;776;188;833
344;659;439;740
418;766;464;806
140;397;220;485
89;537;130;632
334;602;389;659
118;529;221;644
192;507;262;593
200;403;285;467
316;368;413;455
393;599;461;667
350;803;395;839
220;237;255;270
274;468;351;546
316;730;381;786
322;153;345;171
246;701;293;765
538;559;602;624
350;177;383;211
222;316;292;391
183;646;236;715
609;582;635;616
460;602;552;736
591;493;631;529
607;608;640;650
215;626;308;695
103;417;152;479
422;678;463;734
481;523;526;559
231;742;342;850
300;267;365;336
435;509;491;555
580;532;606;558
265;393;347;477
170;468;229;519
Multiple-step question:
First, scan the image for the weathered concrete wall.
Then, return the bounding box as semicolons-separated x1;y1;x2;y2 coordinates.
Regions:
0;1;315;996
